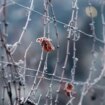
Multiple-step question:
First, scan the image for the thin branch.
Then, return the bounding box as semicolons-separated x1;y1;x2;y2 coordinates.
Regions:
0;59;87;86
24;0;48;102
36;94;42;105
11;0;105;45
78;2;97;105
45;1;60;105
55;0;78;104
11;0;34;54
23;41;33;99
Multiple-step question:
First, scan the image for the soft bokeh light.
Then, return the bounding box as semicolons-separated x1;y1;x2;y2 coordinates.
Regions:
85;6;97;18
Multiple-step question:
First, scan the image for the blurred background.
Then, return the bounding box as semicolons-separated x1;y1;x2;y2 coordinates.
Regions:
0;0;105;105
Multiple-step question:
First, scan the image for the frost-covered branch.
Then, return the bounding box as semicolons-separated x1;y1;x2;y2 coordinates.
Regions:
78;2;98;105
24;0;49;103
11;0;34;54
9;0;105;45
45;1;60;105
55;0;78;104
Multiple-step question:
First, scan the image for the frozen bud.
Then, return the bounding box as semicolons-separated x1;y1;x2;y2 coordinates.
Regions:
36;37;55;52
64;82;74;97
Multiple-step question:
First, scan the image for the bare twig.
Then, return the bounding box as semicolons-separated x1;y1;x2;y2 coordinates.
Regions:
78;2;98;105
45;1;60;105
11;0;34;54
55;0;78;104
11;0;105;45
24;0;48;102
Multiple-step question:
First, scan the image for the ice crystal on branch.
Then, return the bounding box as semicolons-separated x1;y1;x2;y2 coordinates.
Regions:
0;0;105;105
